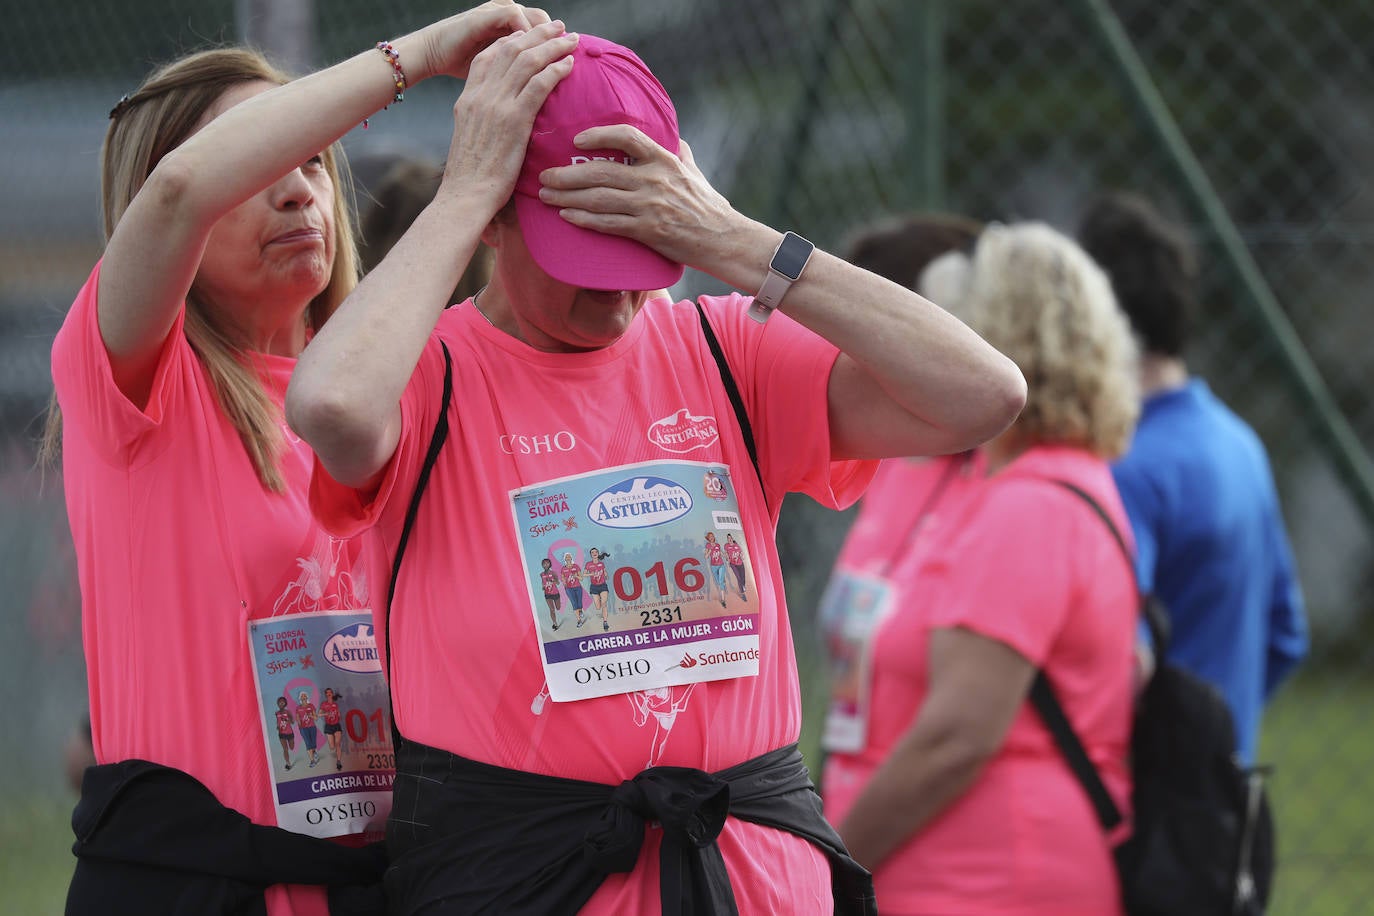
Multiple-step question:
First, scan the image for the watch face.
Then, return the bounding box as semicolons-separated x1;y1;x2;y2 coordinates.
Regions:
772;233;814;281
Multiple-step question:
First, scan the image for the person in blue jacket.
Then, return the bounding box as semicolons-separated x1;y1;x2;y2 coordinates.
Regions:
1079;190;1309;764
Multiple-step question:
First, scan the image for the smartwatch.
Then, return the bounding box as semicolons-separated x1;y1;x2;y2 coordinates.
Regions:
747;231;815;323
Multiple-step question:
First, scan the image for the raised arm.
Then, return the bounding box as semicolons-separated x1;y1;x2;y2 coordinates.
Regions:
534;130;1027;460
99;0;545;406
286;23;578;488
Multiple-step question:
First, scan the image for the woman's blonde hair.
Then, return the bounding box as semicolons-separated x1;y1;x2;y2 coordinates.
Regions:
963;222;1139;459
42;47;359;491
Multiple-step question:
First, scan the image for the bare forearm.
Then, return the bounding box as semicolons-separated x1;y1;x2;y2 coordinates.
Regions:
288;21;578;486
98;35;441;383
838;729;987;870
287;194;485;484
175;43;431;213
843;630;1034;869
781;256;1024;456
685;217;1026;458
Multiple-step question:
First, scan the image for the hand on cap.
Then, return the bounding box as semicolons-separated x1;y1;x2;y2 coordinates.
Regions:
536;131;735;269
440;23;577;216
418;1;555;81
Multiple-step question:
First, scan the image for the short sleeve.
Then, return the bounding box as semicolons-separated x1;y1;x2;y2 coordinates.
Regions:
308;333;448;539
696;294;877;511
50;259;194;464
922;483;1076;666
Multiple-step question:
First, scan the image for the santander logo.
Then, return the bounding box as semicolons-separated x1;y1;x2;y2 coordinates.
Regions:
666;653;699;672
648;408;720;453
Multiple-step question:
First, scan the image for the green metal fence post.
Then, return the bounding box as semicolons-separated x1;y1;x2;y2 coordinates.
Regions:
906;0;947;210
768;0;857;227
1073;0;1374;528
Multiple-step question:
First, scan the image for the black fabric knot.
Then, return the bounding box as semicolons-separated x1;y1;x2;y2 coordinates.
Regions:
583;766;731;874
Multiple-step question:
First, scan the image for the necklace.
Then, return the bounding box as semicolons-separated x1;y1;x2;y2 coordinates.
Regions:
471;286;496;328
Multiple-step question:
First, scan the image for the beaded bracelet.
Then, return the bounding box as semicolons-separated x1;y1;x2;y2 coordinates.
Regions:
363;40;407;130
376;41;407;106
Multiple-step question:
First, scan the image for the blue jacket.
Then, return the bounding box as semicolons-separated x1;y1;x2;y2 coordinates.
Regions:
1113;379;1308;763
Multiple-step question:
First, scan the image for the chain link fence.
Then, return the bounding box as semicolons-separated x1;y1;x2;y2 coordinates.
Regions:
3;0;1371;912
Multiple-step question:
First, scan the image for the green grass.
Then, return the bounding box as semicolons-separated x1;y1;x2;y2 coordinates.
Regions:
1260;673;1374;916
1;792;75;916
4;674;1370;914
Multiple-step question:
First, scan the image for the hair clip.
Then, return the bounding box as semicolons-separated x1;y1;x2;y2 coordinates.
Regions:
109;93;133;120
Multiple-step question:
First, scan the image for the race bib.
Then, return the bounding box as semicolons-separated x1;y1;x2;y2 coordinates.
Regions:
818;572;895;752
513;460;761;702
249;610;394;839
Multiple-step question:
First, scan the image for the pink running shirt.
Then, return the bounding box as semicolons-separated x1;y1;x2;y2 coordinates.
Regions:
52;262;376;916
823;446;1135;915
585;560;608;585
541;570;561;596
311;294;876;914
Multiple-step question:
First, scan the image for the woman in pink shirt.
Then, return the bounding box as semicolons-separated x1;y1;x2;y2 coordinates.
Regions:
585;547;612;631
320;688;344;771
295;692;321;769
47;5;559;913
825;222;1141;915
723;534;747;601
538;557;564;630
287;23;1027;915
274;697;298;772
560;551;588;628
703;532;729;608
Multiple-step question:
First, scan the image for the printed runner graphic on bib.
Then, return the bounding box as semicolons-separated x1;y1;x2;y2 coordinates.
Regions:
249;610;394;838
818;572;895;753
513;459;760;702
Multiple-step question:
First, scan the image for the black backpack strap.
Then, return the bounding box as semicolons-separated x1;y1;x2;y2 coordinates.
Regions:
696;302;768;511
384;341;454;748
1054;479;1171;650
1029;674;1124;829
1027;478;1132;831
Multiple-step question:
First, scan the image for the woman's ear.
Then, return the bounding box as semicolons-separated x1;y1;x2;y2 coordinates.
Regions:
481;198;517;249
480;218;503;249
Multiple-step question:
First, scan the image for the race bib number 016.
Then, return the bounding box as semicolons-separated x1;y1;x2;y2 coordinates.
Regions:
249;610;394;839
513;460;760;702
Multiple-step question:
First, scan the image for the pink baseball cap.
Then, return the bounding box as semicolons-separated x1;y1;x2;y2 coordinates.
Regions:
513;34;685;291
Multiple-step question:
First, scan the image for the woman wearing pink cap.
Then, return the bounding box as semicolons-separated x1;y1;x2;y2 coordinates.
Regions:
289;19;1026;916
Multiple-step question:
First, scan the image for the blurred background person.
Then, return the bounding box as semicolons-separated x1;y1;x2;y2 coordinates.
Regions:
816;212;987;765
825;222;1140;915
1078;190;1309;765
841;212;985;295
358;154;494;304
